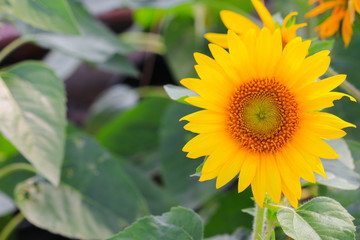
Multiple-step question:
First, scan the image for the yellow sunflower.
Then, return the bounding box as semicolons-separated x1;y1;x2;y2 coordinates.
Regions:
305;0;360;47
205;0;307;48
181;28;356;208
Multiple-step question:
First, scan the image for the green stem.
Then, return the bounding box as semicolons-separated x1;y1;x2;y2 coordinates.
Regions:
0;163;36;179
0;212;24;240
253;203;266;240
0;37;31;64
264;219;275;240
326;67;360;102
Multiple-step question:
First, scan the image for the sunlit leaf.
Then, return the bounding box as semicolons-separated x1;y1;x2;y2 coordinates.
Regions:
277;197;356;240
0;61;66;185
15;136;148;239
107;207;203;240
14;1;137;76
6;0;79;34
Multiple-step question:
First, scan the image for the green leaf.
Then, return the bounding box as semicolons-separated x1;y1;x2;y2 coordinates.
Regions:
107;207;203;240
14;1;137;76
308;39;334;56
15;136;148;239
277;197;356;240
6;0;79;34
97;97;171;157
0;61;66;185
159;101;217;208
317;159;360;190
327;139;355;170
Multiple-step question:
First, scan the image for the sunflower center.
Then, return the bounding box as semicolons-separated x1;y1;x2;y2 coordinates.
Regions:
228;78;299;153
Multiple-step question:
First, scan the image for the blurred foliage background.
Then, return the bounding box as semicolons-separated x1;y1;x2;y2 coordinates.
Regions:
0;0;359;239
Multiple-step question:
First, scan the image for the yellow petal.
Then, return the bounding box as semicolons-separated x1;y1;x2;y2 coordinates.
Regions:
293;131;339;159
216;150;247;188
263;154;282;204
275;152;302;198
184;96;225;113
227;30;253;82
251;0;276;30
280;144;316;183
193;52;224;74
291;50;330;91
220;10;260;34
202;141;239;173
200;165;220;181
281;178;299;208
204;33;228;48
180;78;228;106
183;133;224;158
298;74;347;100
180;110;225;124
304;112;356;130
208;44;239;83
238;153;258;192
301;92;356;111
251;159;266;207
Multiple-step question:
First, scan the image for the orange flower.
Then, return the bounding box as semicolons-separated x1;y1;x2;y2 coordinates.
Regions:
205;0;307;47
305;0;360;47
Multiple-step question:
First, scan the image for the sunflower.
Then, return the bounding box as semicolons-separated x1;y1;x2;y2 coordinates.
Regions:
181;28;356;208
205;0;307;48
305;0;360;47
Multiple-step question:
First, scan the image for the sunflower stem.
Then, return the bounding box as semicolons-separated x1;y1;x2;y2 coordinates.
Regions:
0;163;36;180
0;212;24;240
326;67;360;102
253;203;267;240
0;37;31;64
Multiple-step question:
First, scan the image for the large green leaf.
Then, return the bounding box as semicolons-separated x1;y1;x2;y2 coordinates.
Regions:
107;207;203;240
15;136;148;239
6;0;79;34
0;61;66;185
277;197;356;240
14;1;137;76
159;101;217;208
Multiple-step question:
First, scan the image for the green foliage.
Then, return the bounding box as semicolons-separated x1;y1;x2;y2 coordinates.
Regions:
0;61;66;185
15;136;148;239
5;0;80;34
277;197;356;240
14;1;137;76
0;0;359;239
160;102;217;208
97;97;171;157
107;207;203;240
